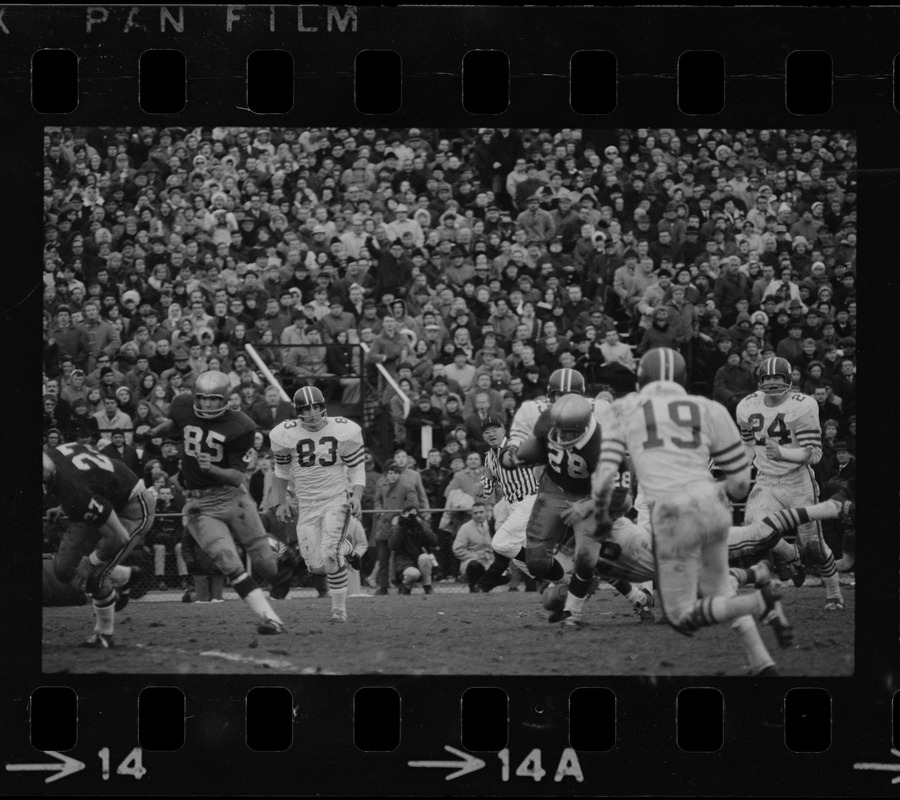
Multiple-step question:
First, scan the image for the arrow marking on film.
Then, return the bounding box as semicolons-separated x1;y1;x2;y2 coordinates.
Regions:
409;745;486;781
853;748;900;784
5;751;86;784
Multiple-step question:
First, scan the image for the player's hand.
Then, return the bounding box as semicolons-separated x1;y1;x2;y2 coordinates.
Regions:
196;453;213;472
499;446;520;470
765;439;782;460
275;501;292;523
349;497;362;518
561;497;594;525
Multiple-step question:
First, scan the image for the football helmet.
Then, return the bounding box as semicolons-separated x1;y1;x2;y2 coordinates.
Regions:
547;368;586;403
293;385;327;431
637;347;687;388
548;394;593;450
193;370;231;418
757;356;793;400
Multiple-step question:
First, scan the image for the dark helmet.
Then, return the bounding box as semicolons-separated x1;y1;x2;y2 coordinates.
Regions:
293;385;327;431
756;356;792;400
547;368;586;403
637;348;687;388
548;394;593;451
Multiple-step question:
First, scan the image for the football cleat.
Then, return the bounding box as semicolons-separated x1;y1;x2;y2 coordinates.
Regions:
563;610;584;628
633;587;656;621
114;565;142;612
257;618;285;635
423;584;434;594
760;583;794;648
80;632;114;649
824;598;845;611
345;551;362;571
477;572;511;593
755;665;780;677
330;608;348;623
789;559;807;588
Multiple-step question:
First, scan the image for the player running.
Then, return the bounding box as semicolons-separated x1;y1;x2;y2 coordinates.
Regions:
150;371;285;635
503;367;653;619
43;442;156;648
268;386;367;624
592;348;793;676
737;357;844;610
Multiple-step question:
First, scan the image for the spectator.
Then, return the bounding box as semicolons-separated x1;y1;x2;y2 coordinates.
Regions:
452;501;495;592
93;396;133;444
100;430;141;472
389;507;437;594
713;350;755;416
372;464;419;595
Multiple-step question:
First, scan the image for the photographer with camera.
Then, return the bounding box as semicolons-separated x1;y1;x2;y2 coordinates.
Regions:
388;505;438;595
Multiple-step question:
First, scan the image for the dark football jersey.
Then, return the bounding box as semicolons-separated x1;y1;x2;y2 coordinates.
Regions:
168;393;258;489
533;408;602;496
48;443;139;523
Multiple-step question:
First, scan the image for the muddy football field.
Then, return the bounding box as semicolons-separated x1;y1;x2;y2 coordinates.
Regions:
42;582;854;676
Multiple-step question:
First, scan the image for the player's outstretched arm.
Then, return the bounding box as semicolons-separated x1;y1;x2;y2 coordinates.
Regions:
148;418;177;440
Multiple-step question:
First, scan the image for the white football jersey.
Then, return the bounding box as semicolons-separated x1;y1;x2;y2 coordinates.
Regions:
270;414;366;502
735;391;822;478
508;398;550;449
597;382;748;504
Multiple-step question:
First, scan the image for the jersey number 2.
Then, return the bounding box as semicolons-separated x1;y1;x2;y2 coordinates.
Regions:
57;443;114;472
547;447;590;479
746;412;791;445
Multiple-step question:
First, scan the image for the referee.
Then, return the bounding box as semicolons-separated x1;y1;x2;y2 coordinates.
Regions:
477;416;539;592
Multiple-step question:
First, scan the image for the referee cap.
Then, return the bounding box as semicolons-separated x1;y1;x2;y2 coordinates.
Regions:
481;416;505;433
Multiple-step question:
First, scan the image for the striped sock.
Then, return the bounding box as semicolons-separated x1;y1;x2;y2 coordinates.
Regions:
763;508;809;535
328;568;348;612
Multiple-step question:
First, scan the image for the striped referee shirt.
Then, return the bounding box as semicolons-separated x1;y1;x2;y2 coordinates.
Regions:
482;436;538;503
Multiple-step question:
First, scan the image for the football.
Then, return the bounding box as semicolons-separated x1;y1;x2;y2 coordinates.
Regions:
541;581;568;613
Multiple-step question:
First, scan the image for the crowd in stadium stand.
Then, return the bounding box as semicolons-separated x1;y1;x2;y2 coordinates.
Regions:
41;126;858;589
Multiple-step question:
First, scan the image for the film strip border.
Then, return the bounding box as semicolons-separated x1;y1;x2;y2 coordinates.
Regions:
28;48;849;117
0;5;897;122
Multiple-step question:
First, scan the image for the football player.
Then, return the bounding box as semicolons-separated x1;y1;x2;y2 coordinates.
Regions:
150;371;285;634
503;394;604;598
504;368;652;619
268;386;367;624
43;443;156;648
592;348;792;676
736;357;844;610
